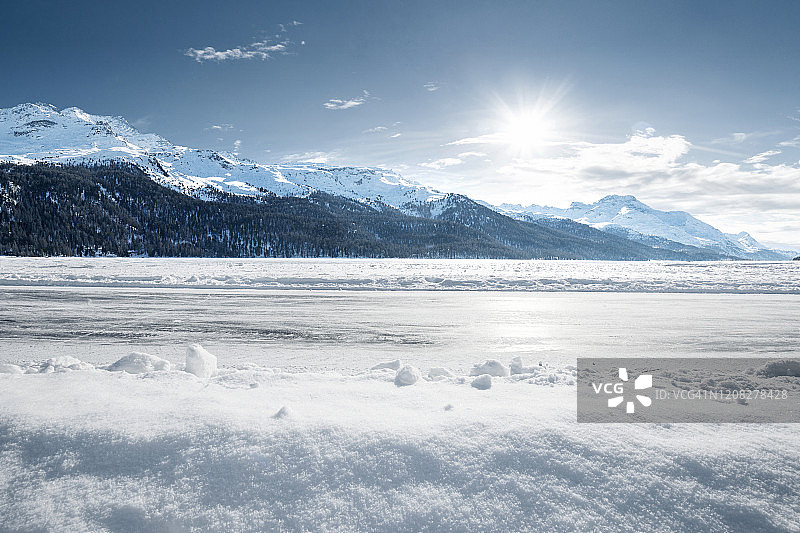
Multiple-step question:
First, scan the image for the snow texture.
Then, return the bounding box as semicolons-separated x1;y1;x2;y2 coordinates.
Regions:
3;357;797;532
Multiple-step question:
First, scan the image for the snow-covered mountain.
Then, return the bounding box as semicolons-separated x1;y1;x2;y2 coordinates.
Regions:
0;103;447;211
2;103;792;260
495;195;794;260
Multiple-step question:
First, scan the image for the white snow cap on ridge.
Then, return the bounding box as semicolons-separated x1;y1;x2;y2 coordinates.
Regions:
0;103;448;211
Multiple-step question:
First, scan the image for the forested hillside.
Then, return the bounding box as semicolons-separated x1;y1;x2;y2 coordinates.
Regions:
0;163;727;259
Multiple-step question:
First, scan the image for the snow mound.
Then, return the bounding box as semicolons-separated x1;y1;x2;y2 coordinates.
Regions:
394;365;421;387
470;359;509;377
371;359;402;371
471;374;492;390
185;344;217;378
428;367;455;379
510;357;539;375
0;363;23;374
36;356;94;373
107;352;172;374
758;359;800;378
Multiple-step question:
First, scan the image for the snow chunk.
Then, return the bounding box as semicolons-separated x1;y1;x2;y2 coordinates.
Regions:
108;352;172;374
471;374;492;390
272;406;292;419
759;359;800;378
394;365;421;387
0;363;23;374
37;356;94;373
428;367;454;379
510;357;538;375
469;360;509;377
371;359;402;371
185;344;217;378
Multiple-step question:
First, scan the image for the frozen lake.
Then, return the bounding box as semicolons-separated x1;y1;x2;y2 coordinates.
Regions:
1;287;799;372
1;257;798;371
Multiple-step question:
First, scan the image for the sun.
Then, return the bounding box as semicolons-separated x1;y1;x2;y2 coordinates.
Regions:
489;86;569;157
499;109;554;152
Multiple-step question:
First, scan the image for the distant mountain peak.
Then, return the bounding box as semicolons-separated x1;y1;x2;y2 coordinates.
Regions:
0;102;448;211
493;195;794;260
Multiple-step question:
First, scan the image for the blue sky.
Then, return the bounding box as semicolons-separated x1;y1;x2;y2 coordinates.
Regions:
2;0;799;245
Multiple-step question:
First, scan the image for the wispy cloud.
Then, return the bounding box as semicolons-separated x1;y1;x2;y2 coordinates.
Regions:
711;131;778;145
323;90;371;110
778;135;800;147
206;123;234;131
185;22;302;62
420;157;463;169
419;152;486;170
232;139;241;156
744;150;781;164
423;82;440;92
389;133;402;138
280;150;341;164
363;125;388;133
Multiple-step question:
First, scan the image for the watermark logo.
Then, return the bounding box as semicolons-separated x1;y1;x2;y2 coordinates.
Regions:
591;367;653;414
578;358;798;423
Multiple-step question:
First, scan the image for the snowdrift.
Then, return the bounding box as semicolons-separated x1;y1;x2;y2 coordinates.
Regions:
1;349;799;532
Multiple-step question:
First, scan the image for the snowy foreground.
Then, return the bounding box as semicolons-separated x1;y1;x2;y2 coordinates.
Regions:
2;258;800;531
2;348;799;532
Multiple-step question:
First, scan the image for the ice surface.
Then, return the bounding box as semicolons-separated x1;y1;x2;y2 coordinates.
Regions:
107;352;172;374
185;343;217;378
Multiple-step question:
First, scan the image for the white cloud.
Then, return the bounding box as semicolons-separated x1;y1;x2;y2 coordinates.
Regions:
423;82;440;92
389;133;402;138
323;90;371;110
185;23;302;62
457;151;487;158
744;150;781;164
206;123;234;131
233;139;241;156
419;157;464;169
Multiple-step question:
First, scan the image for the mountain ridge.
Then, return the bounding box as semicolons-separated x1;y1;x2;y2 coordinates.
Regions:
494;194;794;260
